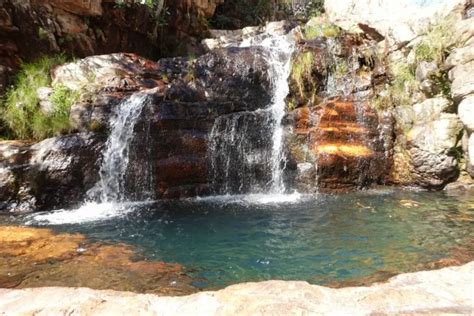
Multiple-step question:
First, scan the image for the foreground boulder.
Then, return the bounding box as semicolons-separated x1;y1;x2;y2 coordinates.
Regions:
0;262;472;315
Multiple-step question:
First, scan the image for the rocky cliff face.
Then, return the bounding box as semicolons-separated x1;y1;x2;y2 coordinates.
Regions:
325;0;474;189
283;20;392;191
0;45;273;212
1;1;473;213
0;0;226;95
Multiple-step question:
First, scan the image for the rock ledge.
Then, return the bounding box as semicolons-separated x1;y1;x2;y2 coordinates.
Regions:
0;262;472;315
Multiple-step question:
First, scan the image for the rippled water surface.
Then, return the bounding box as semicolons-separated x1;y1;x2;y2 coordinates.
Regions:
14;189;474;289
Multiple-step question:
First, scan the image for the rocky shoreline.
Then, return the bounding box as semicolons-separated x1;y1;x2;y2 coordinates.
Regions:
0;262;472;315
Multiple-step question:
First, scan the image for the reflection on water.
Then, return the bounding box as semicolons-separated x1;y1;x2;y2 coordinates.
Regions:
4;188;474;290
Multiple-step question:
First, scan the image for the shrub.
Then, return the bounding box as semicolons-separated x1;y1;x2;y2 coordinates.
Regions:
0;55;79;141
413;15;456;64
291;51;315;98
373;61;417;111
303;23;341;40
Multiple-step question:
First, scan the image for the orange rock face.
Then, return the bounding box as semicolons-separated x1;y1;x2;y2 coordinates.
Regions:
289;98;390;191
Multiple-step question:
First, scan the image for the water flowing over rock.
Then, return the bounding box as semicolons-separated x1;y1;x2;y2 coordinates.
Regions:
0;19;400;211
0;40;276;211
209;30;295;195
88;93;152;203
284;27;392;192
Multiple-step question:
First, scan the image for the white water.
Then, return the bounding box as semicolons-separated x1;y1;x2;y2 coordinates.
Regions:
241;33;295;194
27;93;150;225
209;31;296;198
28;31;299;225
194;191;304;205
25;202;144;225
89;93;150;203
262;36;295;193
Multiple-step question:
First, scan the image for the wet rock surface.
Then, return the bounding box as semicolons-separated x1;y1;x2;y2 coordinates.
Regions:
0;45;273;210
0;262;472;315
0;133;105;213
287;99;389;192
284;27;392;191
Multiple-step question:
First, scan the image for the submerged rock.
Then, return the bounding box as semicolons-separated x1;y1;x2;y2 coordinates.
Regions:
0;226;195;295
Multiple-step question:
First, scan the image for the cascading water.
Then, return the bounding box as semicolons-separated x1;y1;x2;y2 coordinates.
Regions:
27;93;152;225
88;93;151;203
263;36;296;193
210;32;295;196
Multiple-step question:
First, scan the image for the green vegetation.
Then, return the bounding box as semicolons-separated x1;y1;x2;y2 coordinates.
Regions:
333;58;349;79
1;56;79;141
291;51;315;98
374;15;459;112
115;0;169;25
303;23;341;40
373;61;417;111
412;15;456;64
38;27;48;40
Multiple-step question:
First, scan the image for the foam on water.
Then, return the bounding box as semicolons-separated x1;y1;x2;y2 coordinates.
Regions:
194;191;304;205
25;201;149;225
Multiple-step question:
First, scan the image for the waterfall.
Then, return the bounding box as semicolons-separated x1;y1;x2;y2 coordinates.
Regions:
263;36;295;193
210;33;295;195
88;93;151;203
27;93;152;225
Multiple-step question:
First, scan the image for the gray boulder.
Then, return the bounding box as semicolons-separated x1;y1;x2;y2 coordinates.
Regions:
457;94;474;132
415;61;437;82
445;44;474;70
450;60;474;102
407;113;463;188
468;133;474;177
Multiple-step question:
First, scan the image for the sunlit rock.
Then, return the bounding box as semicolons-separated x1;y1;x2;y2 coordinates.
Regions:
445;43;474;69
458;95;474;132
324;0;466;46
450;60;474;102
0;262;472;315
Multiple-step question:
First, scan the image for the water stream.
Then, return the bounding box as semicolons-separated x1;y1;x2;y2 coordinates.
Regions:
88;93;151;203
210;33;295;195
26;93;152;225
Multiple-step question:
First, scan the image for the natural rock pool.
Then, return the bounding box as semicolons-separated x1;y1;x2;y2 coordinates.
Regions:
2;188;472;293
